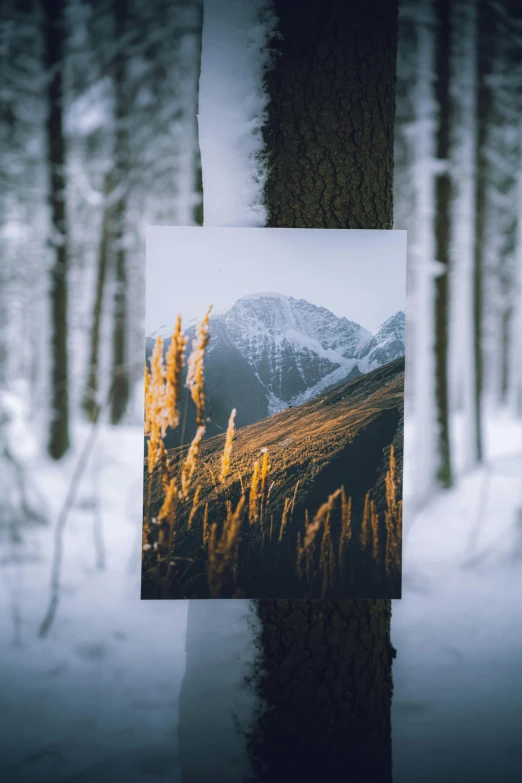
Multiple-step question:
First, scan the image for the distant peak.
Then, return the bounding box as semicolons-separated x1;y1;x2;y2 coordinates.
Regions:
379;310;405;328
237;292;288;302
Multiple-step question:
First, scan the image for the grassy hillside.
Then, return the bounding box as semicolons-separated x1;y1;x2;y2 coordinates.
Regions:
142;354;404;600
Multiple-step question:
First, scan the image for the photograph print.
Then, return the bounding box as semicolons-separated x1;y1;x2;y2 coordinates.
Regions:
142;226;407;600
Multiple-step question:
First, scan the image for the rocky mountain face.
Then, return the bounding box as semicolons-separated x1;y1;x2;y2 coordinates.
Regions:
146;293;405;446
357;311;406;368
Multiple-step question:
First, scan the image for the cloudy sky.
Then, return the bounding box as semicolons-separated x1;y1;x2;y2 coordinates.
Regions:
145;227;407;335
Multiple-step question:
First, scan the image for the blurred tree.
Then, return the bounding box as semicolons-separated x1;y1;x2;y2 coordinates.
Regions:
433;0;453;487
82;171;113;422
473;0;496;461
486;0;522;408
43;0;70;458
108;0;130;424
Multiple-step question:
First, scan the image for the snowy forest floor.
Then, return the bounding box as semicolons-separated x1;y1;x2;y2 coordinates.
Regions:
0;397;521;782
0;399;187;782
393;410;522;782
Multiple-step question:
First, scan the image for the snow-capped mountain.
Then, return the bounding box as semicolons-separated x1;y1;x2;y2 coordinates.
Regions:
215;293;372;409
146;294;405;446
357;311;406;369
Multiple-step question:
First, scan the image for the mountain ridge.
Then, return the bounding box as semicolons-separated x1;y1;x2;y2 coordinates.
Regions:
145;293;405;447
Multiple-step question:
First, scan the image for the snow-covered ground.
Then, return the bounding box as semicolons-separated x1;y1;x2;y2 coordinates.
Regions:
0;406;187;782
393;409;522;782
0;394;520;782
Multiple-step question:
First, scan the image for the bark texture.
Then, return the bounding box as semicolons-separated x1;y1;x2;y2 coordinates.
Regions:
251;599;395;782
43;0;70;459
262;0;397;231
250;2;398;781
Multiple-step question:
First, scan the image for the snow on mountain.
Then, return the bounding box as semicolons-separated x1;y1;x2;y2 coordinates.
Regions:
148;295;405;417
149;324;175;341
357;310;406;371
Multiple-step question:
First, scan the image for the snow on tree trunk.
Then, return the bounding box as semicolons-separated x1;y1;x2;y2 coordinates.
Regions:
197;0;277;227
176;12;204;227
179;3;277;781
178;600;261;782
181;0;399;780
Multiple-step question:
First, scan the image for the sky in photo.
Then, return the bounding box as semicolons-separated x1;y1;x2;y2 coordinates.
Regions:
146;227;407;334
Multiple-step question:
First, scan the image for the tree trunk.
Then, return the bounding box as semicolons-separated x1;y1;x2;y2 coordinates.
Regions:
512;127;522;418
110;0;130;425
179;1;204;227
43;0;70;460
433;0;453;487
82;172;113;422
444;0;479;470
193;11;204;230
473;0;495;461
405;0;439;503
251;2;398;780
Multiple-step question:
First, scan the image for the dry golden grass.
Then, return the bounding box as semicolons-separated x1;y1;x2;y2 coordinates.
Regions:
385;446;401;578
249;460;261;526
186;306;211;428
220;409;236;482
207;494;245;597
180;425;205;499
164;314;187;430
142;307;404;599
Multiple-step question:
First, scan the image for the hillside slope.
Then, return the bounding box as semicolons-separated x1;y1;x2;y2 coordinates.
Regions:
146;294;405;447
143;357;404;599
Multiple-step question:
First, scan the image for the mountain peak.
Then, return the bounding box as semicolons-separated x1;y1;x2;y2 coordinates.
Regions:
381;310;405;327
238;292;289;302
357;310;405;367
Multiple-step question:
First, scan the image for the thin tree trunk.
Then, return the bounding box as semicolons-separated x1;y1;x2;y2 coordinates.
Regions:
109;0;130;425
179;2;204;227
448;0;478;471
251;2;398;780
473;0;495;461
43;0;70;460
500;302;512;401
433;0;453;487
192;4;204;228
410;0;439;502
496;1;522;407
82;172;112;422
512;125;522;417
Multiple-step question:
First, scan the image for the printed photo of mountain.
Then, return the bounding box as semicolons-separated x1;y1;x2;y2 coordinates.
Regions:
142;227;407;600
